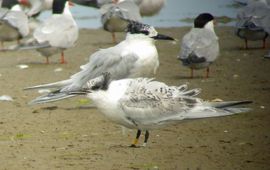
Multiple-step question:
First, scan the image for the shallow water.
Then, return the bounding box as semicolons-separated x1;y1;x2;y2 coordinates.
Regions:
38;0;239;28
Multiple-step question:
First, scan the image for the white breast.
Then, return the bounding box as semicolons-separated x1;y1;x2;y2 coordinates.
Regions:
88;80;131;126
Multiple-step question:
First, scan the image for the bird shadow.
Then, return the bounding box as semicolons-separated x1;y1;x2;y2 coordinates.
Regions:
91;42;116;47
63;105;97;111
172;75;208;80
108;144;146;149
18;61;65;65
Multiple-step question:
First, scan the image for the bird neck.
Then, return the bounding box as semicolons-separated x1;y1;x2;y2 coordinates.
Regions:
125;33;154;44
204;21;215;33
63;2;72;17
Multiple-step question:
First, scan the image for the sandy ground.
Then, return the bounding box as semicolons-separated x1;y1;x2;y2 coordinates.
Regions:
0;27;269;170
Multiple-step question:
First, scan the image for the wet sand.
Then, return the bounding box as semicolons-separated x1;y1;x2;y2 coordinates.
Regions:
0;27;269;170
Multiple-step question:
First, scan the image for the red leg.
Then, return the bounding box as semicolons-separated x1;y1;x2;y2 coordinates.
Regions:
45;57;49;64
60;51;66;64
262;39;266;49
245;39;248;49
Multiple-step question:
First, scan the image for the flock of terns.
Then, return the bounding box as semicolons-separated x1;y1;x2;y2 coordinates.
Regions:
1;0;269;147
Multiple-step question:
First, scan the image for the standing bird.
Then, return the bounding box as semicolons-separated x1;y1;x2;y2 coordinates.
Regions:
28;73;252;147
178;13;219;78
2;0;78;64
0;0;29;48
235;0;270;49
100;0;142;43
24;21;174;102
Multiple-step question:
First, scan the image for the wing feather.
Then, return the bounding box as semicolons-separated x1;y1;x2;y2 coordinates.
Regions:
119;79;201;126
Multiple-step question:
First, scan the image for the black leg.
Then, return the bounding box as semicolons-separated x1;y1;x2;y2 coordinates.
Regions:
130;130;141;147
190;68;194;78
206;67;209;78
143;130;150;147
245;39;248;49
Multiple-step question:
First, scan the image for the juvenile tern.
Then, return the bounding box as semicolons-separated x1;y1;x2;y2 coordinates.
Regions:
28;73;252;147
178;13;219;78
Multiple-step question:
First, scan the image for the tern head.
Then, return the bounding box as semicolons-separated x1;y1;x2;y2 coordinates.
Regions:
126;21;175;40
194;13;215;31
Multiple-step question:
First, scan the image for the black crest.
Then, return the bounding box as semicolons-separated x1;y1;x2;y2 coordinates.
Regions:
52;0;68;14
126;21;151;35
194;13;214;28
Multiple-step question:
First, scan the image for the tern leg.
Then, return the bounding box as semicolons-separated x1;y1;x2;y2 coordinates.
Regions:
60;51;66;64
245;39;248;49
142;130;150;147
130;130;141;147
262;39;266;49
112;32;116;44
45;57;49;64
190;68;194;78
206;67;210;78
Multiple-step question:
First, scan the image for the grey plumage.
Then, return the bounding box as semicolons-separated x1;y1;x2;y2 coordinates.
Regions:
0;7;29;45
100;0;142;43
235;0;270;48
179;28;219;69
1;1;78;63
178;13;219;78
25;21;175;103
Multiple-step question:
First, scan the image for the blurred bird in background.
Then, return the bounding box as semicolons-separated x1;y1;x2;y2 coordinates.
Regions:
2;0;78;64
235;0;270;49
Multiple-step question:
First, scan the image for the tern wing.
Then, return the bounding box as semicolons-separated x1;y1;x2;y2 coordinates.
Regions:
179;28;219;62
2;10;29;37
61;47;139;92
34;15;78;48
119;79;251;127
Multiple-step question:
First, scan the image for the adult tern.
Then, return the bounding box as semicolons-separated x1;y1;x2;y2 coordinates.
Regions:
24;21;174;101
178;13;219;78
0;0;29;48
2;0;78;64
100;0;142;43
235;0;270;49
